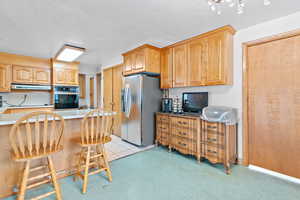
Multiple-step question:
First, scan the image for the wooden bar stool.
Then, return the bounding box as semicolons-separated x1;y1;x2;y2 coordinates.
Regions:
9;111;65;200
72;110;114;194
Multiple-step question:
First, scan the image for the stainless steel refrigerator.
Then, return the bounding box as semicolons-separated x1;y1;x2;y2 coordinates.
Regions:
121;74;162;146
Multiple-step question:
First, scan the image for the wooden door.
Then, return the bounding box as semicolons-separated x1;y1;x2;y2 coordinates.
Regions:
32;68;51;85
123;54;134;75
96;73;101;108
247;35;300;178
79;74;86;99
0;64;11;92
12;66;33;84
206;32;225;85
89;77;94;108
103;68;113;111
187;38;207;86
112;65;123;137
160;48;173;88
173;44;188;87
134;49;146;72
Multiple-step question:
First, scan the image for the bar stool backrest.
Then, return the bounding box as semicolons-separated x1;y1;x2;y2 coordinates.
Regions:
80;110;113;145
9;111;65;159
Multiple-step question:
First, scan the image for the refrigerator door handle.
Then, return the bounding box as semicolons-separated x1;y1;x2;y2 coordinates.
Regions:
121;88;125;113
125;87;132;118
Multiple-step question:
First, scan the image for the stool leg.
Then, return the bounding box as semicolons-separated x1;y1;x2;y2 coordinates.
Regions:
74;149;84;182
101;144;112;182
82;146;91;194
18;160;30;200
47;156;62;200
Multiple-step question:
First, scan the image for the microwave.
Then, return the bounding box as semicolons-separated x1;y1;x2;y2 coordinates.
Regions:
54;86;79;109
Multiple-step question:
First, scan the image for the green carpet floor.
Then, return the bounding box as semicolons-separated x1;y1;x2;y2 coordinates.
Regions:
5;147;300;200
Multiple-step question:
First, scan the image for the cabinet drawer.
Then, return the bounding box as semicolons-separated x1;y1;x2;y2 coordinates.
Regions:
202;121;225;134
158;132;169;146
203;131;224;145
202;144;224;164
173;128;197;140
157;115;169;123
172;137;196;154
172;117;189;128
157;123;169;132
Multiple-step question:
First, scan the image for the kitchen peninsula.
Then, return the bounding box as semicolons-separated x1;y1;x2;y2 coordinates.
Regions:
0;109;114;198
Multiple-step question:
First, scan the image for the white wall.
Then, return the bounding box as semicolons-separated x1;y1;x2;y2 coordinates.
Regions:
170;11;300;159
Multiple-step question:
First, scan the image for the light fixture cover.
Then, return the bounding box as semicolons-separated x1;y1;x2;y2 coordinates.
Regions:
55;44;85;62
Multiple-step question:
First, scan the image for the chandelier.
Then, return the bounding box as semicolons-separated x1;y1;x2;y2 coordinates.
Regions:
206;0;271;15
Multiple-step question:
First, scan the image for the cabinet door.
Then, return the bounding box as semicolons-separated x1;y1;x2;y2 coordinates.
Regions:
173;44;188;87
206;32;225;85
134;49;146;72
53;68;66;85
187;38;207;86
33;68;51;85
161;48;173;88
0;64;11;92
103;68;113;111
65;69;79;85
123;54;134;75
12;66;33;84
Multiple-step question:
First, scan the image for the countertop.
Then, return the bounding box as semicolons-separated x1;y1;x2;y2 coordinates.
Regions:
0;105;54;114
0;109;116;126
156;112;202;118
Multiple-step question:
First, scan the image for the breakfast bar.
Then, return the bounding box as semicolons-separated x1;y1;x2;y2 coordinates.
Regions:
0;109;111;198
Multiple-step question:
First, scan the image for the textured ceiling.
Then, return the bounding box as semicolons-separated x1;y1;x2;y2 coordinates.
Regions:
0;0;299;69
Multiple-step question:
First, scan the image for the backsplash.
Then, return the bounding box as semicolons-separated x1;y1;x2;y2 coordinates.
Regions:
0;92;51;107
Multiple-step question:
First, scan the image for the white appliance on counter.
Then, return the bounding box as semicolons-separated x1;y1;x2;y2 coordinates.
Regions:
121;74;162;146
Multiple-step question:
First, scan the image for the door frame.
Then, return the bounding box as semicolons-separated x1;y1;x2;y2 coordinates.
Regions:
242;28;300;166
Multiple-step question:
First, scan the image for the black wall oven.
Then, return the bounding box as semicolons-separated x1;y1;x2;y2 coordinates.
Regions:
54;86;79;109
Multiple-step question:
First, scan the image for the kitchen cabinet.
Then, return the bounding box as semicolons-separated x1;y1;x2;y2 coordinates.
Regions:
122;44;160;76
33;68;51;84
160;25;235;88
52;60;79;86
0;64;11;92
160;48;173;89
103;64;123;137
187;38;207;86
156;113;237;174
12;65;33;84
172;44;188;87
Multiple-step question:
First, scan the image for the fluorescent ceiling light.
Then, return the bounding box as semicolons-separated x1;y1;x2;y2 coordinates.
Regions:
55;44;85;62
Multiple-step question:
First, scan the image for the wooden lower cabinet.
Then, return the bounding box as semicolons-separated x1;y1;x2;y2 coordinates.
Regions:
156;113;237;174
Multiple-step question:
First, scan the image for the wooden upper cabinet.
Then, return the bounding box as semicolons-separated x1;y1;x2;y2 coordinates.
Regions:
205;32;227;85
79;74;86;99
123;53;134;75
32;68;51;85
0;64;12;92
160;48;173;89
52;60;79;86
12;66;33;84
122;44;160;76
187;38;208;86
173;44;188;87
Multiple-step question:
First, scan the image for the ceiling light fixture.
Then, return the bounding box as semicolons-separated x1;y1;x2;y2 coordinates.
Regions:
206;0;271;15
55;44;85;62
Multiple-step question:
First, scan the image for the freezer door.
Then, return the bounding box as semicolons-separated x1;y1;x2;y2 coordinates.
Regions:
121;75;142;145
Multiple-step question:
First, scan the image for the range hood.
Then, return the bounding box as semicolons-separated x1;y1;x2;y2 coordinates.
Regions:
11;84;51;91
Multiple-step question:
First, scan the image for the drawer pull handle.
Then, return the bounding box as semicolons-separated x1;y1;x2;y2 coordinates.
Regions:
179;132;187;136
178;142;187;147
208;150;217;154
178;121;188;125
207;138;217;142
207;125;217;129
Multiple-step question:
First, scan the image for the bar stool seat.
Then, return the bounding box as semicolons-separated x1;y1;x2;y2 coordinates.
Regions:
72;110;114;194
9;111;65;200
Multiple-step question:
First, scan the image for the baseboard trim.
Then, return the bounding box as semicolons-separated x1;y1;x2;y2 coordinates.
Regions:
249;165;300;184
